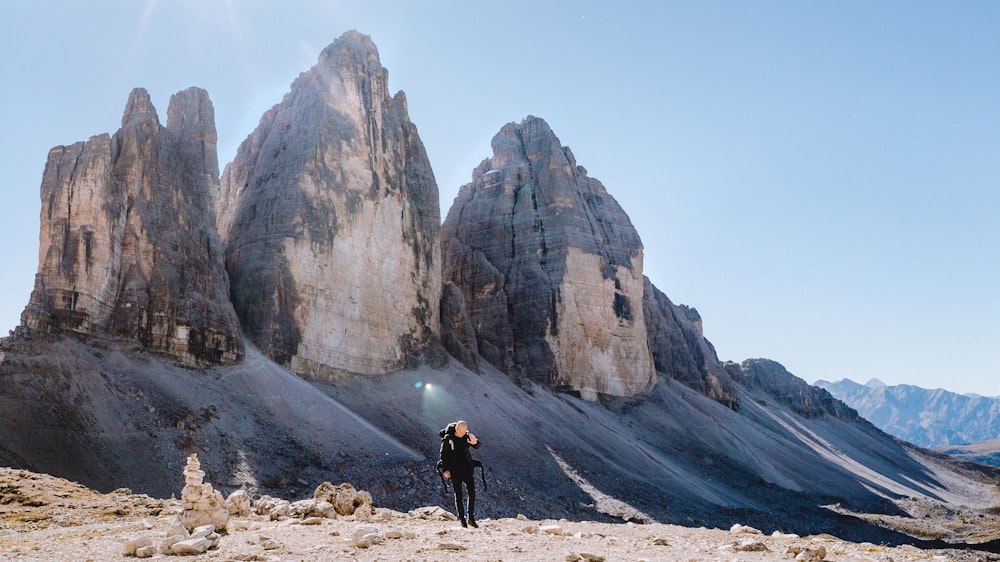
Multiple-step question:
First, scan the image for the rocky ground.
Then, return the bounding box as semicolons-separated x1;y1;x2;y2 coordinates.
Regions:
3;468;999;562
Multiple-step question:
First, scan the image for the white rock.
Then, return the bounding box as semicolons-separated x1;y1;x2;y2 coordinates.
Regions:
794;545;827;561
123;536;153;556
407;506;457;521
134;545;156;558
225;489;251;516
261;539;281;550
732;539;768;552
171;537;210;555
301;517;323;526
771;530;800;539
730;523;762;534
541;524;564;535
190;524;214;539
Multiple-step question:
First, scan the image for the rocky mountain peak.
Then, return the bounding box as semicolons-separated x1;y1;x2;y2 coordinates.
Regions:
121;87;159;128
219;30;442;378
17;87;242;366
443;116;655;399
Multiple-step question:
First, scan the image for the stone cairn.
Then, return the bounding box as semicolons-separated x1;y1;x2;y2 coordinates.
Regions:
123;454;227;557
178;453;229;532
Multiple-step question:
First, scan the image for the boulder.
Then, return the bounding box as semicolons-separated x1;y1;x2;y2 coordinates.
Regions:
313;481;372;516
225;489;251;516
123;535;153;556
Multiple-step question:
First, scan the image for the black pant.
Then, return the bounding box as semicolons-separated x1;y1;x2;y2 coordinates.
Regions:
450;473;476;521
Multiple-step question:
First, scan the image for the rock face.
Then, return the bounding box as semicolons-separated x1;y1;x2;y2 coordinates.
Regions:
728;358;858;420
642;277;739;409
442;116;655;399
438;282;480;372
817;378;1000;448
219;30;441;378
18;88;242;367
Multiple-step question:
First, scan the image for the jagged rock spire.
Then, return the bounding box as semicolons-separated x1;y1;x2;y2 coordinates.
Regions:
18;87;243;366
442;116;655;399
218;30;442;377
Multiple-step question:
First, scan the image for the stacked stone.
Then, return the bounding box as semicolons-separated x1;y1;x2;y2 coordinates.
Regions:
178;454;229;532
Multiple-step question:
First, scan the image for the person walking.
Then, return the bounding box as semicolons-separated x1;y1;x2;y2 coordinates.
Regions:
439;420;482;528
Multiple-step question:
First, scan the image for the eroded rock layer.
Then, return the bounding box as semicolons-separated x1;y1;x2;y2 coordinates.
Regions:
442;116;655;398
19;88;242;366
218;30;441;377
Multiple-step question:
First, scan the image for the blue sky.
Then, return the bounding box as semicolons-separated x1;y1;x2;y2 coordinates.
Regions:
1;1;997;394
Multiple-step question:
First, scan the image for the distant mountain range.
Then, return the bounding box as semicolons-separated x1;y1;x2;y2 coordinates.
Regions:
815;378;1000;449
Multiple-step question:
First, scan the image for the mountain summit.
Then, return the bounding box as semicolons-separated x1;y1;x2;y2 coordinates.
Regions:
218;30;441;378
17;87;242;367
442;116;655;398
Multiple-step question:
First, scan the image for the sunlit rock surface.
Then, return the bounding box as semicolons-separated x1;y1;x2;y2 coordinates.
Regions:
19;87;242;366
219;30;441;377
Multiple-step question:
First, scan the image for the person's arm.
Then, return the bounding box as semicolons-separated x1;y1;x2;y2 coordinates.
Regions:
468;433;482;448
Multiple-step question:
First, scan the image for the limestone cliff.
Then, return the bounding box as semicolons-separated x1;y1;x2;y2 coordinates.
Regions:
18;88;242;367
218;30;441;377
642;277;739;409
442;116;655;399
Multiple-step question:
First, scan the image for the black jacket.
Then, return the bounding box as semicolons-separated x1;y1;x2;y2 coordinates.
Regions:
439;426;481;478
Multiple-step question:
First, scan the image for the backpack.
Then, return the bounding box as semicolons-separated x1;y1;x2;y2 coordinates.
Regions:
435;424;487;495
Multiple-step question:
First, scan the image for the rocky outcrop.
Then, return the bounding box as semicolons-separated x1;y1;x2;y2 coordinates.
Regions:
219;30;441;378
728;358;858;419
18;88;242;367
642;277;738;409
442;116;655;399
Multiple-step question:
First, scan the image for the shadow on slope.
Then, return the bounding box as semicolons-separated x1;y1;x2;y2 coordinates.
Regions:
315;358;1000;546
2;336;997;549
0;337;419;499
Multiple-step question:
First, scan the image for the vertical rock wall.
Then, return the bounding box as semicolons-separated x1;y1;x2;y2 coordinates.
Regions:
442;116;655;399
219;31;441;377
19;88;243;366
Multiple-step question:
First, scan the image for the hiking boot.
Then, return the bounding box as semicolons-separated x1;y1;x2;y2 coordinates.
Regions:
460;519;468;528
468;517;478;528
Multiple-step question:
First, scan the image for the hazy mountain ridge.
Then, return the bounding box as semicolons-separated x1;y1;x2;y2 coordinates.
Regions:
816;378;1000;448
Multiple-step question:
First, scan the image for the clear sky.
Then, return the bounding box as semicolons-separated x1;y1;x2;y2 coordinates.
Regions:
1;1;997;395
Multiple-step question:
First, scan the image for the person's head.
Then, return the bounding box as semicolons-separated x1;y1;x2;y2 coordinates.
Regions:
454;420;468;438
